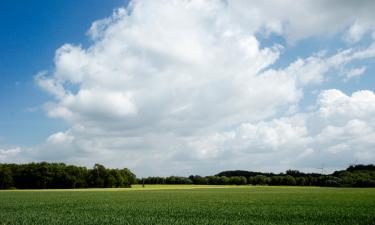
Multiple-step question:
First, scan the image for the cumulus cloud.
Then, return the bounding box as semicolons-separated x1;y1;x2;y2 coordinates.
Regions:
186;89;375;173
225;0;375;43
318;89;375;123
4;0;374;176
37;1;298;135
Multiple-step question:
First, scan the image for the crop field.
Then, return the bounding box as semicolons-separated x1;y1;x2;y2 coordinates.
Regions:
0;185;374;225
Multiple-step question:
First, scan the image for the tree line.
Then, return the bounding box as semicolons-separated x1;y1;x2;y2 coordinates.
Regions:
1;163;374;189
139;164;375;187
0;162;136;189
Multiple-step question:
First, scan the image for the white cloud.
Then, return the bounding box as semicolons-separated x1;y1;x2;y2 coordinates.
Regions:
225;0;375;43
343;67;367;80
4;0;375;176
0;147;22;161
35;71;66;99
47;131;74;145
346;21;368;43
185;89;375;173
7;90;375;175
54;44;89;84
261;43;375;84
318;89;375;123
38;0;301;136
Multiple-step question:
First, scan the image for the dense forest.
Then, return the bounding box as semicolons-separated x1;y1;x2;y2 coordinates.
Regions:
0;162;135;189
0;163;374;189
139;164;375;187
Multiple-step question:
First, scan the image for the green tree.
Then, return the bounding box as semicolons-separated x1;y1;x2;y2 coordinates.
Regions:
0;165;14;189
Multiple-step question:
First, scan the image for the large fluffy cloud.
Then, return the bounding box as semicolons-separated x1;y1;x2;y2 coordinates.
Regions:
3;0;375;176
191;89;375;174
36;1;298;136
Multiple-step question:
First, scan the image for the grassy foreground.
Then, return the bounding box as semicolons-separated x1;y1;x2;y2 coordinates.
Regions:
0;185;374;225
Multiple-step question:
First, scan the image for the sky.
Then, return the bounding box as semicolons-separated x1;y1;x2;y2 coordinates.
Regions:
1;0;375;177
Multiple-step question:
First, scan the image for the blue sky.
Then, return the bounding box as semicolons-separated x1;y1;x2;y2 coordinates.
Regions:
0;0;128;145
1;1;375;176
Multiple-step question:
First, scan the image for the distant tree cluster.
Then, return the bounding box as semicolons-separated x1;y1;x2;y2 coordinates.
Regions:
139;165;375;187
0;162;136;189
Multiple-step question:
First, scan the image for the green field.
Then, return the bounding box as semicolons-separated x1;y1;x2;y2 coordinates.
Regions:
0;185;374;225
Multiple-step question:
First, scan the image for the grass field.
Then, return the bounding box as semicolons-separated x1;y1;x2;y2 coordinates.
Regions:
0;185;374;225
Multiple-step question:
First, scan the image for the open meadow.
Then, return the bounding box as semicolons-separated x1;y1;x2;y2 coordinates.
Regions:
0;185;374;225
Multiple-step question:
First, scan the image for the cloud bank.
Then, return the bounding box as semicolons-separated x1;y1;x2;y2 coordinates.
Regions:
3;0;375;176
